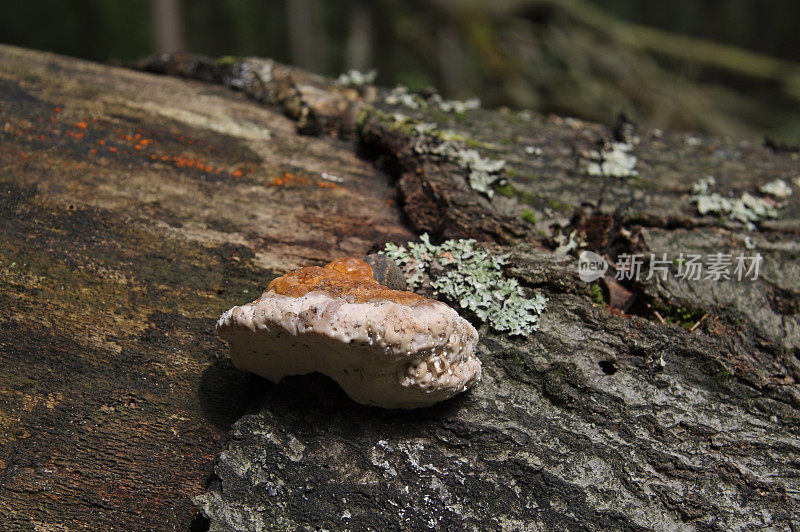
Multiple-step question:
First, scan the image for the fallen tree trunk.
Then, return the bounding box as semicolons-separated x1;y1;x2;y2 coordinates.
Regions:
0;45;798;530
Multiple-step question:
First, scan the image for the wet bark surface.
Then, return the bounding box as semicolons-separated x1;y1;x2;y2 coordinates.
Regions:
1;47;799;530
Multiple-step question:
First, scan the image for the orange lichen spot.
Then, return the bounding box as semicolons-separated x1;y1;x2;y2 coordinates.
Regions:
316;181;346;190
54;106;62;113
140;139;151;146
90;149;97;155
134;133;141;140
233;170;243;178
267;257;423;304
109;147;118;153
39;134;45;141
49;116;56;123
150;154;157;160
161;155;171;162
98;139;105;146
134;144;142;150
125;134;133;142
75;122;87;129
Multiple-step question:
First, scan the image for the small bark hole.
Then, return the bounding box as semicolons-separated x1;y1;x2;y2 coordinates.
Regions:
599;360;617;375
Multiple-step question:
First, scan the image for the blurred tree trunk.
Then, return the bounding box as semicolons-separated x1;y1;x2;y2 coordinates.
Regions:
151;0;186;53
345;1;373;71
287;0;324;73
438;23;470;99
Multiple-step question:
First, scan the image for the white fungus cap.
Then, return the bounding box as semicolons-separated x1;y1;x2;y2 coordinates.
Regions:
216;258;481;408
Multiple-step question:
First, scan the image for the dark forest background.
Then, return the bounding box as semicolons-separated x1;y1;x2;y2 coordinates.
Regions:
2;0;799;142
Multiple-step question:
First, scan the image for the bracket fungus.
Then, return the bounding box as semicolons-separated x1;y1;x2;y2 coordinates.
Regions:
216;257;481;408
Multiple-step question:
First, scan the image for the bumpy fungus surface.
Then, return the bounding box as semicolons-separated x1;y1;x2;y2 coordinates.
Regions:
217;258;481;408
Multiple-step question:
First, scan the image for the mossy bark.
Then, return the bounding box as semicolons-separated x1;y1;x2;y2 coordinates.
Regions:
1;46;798;530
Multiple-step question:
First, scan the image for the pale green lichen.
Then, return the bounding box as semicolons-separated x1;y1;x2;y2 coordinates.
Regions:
383;85;480;114
382;234;546;336
524;146;543;156
759;179;792;199
553;230;586;256
414;139;506;197
336;69;377;87
384;86;423;109
691;177;778;229
585;142;638;178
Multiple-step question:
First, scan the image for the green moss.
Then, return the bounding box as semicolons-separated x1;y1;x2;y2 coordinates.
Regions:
506;168;517;179
549;199;567;210
659;305;705;329
495;184;515;198
521;209;537;224
715;367;733;384
215;55;240;66
589;283;605;305
356;106;372;129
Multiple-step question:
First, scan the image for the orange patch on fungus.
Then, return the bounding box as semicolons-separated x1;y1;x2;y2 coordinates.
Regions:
267;257;423;305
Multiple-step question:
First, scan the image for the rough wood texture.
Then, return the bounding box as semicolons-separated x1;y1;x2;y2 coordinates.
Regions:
0;45;410;530
1;46;799;530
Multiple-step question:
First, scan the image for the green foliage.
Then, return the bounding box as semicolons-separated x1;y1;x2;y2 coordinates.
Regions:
382;234;546;336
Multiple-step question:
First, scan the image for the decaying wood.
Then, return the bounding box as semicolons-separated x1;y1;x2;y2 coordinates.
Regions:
1;45;799;530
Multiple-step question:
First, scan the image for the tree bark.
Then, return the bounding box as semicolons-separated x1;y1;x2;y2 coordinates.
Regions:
1;45;798;530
